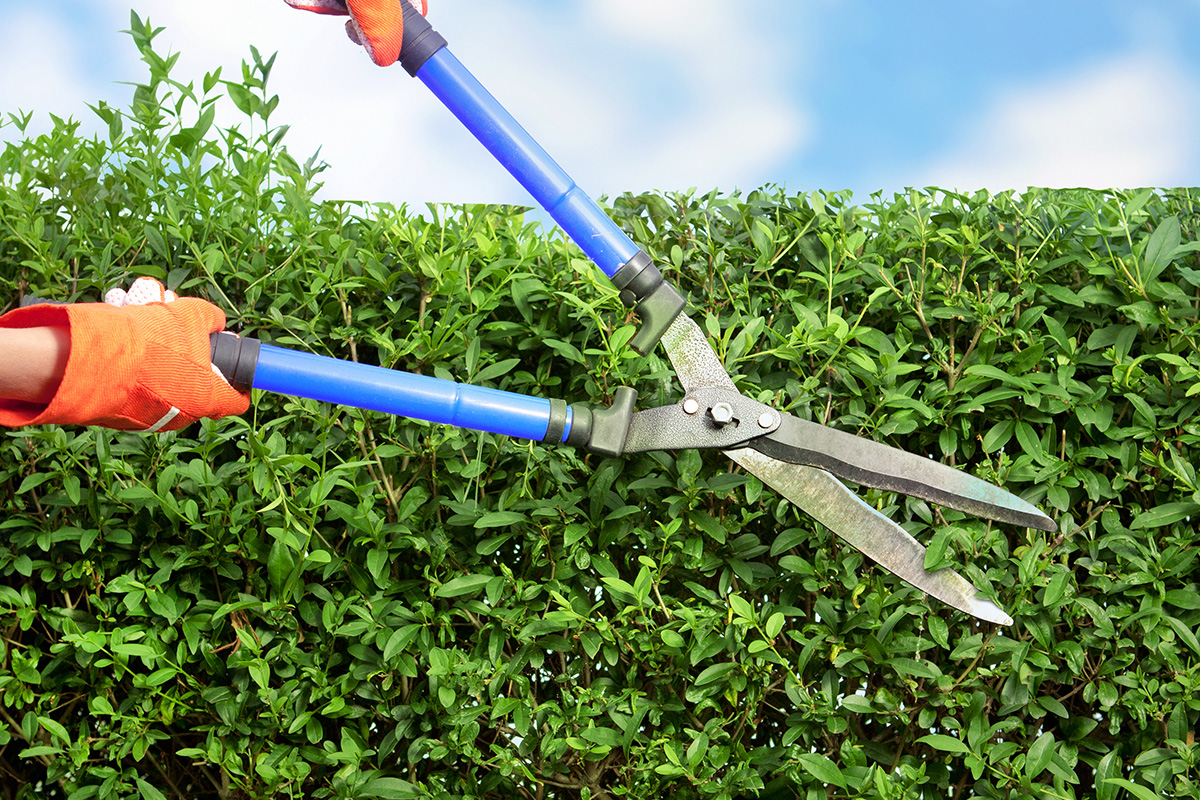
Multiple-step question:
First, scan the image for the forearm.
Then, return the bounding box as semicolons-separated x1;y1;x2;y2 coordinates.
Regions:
0;326;70;405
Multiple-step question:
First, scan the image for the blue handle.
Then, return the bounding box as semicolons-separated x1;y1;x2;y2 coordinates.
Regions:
415;48;640;278
398;15;686;355
253;343;568;442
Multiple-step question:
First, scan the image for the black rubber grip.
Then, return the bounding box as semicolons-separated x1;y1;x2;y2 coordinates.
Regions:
543;398;569;444
399;4;447;76
209;332;261;392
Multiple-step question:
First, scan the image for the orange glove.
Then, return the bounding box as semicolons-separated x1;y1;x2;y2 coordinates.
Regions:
285;0;428;67
0;280;249;431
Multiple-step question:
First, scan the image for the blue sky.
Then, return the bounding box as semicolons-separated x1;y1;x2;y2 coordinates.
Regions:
2;1;1199;209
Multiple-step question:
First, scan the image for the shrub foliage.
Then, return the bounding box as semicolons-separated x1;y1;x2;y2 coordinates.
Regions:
1;17;1199;800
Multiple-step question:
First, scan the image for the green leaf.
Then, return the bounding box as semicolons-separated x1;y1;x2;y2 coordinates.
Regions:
476;533;515;555
475;358;521;383
1165;615;1200;656
1037;695;1069;718
1125;393;1157;426
938;427;958;457
267;536;295;596
543;338;584;363
889;658;938;679
1139;215;1181;282
38;716;70;745
1095;751;1123;800
475;510;527;528
518;612;577;638
695;662;737;686
146;668;177;687
1130;502;1200;529
924;529;952;571
18;746;61;759
134;779;169;800
918;734;970;754
1164;589;1200;610
1040;283;1085;307
982;419;1015;452
840;695;874;714
1102;779;1162;800
16;473;55;494
582;726;623;747
964;364;1026;387
383;625;420;661
797;753;846;789
659;630;686;648
434;574;492;598
248;660;270;691
689;509;727;543
1026;731;1055;778
728;593;754;621
143;223;169;261
601;576;637;599
360;777;421;799
1043;569;1071;607
111;643;157;658
366;547;389;583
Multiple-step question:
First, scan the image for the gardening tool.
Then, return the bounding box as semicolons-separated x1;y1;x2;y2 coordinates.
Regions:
205;7;1056;625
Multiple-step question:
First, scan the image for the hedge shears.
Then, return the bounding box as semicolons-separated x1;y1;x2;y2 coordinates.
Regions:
209;8;1056;624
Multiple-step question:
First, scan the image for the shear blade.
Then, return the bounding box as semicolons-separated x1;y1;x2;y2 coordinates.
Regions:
659;311;1021;623
725;448;1014;625
749;414;1056;532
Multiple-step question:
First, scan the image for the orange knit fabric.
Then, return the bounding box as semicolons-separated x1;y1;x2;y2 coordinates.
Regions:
347;0;407;66
286;0;427;67
0;300;249;431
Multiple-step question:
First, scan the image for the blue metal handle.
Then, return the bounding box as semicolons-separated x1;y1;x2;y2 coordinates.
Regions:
416;48;640;278
397;10;686;354
250;342;568;442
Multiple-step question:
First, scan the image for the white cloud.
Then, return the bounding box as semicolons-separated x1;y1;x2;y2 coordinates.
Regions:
580;0;810;194
0;7;127;133
915;52;1200;191
2;2;809;208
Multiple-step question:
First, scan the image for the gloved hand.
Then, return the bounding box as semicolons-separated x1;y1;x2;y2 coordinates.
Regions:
285;0;428;67
0;279;250;431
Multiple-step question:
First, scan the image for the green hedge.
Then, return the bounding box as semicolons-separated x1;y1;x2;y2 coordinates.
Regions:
1;18;1199;800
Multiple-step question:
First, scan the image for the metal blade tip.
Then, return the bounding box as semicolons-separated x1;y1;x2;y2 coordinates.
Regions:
968;595;1014;626
1031;511;1057;533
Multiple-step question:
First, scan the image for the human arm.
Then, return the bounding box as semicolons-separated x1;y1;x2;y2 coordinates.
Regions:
0;281;249;431
0;326;70;406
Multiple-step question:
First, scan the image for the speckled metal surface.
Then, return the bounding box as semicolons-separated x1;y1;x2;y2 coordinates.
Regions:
659;314;737;393
623;387;780;453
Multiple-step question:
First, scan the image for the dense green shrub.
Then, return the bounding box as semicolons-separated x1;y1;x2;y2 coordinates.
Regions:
1;16;1199;800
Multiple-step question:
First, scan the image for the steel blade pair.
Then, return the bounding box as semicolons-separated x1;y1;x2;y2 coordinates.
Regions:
658;315;1052;624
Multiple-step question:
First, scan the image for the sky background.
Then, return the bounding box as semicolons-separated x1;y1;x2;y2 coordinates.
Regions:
3;1;1200;211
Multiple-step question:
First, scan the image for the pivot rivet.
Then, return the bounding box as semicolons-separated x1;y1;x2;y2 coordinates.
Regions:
710;402;734;426
682;398;700;415
758;411;777;429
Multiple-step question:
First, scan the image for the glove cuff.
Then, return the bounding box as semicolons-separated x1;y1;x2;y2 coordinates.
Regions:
0;297;248;432
0;303;144;428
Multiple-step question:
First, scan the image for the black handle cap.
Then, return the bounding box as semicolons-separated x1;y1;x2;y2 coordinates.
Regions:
209;332;261;392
